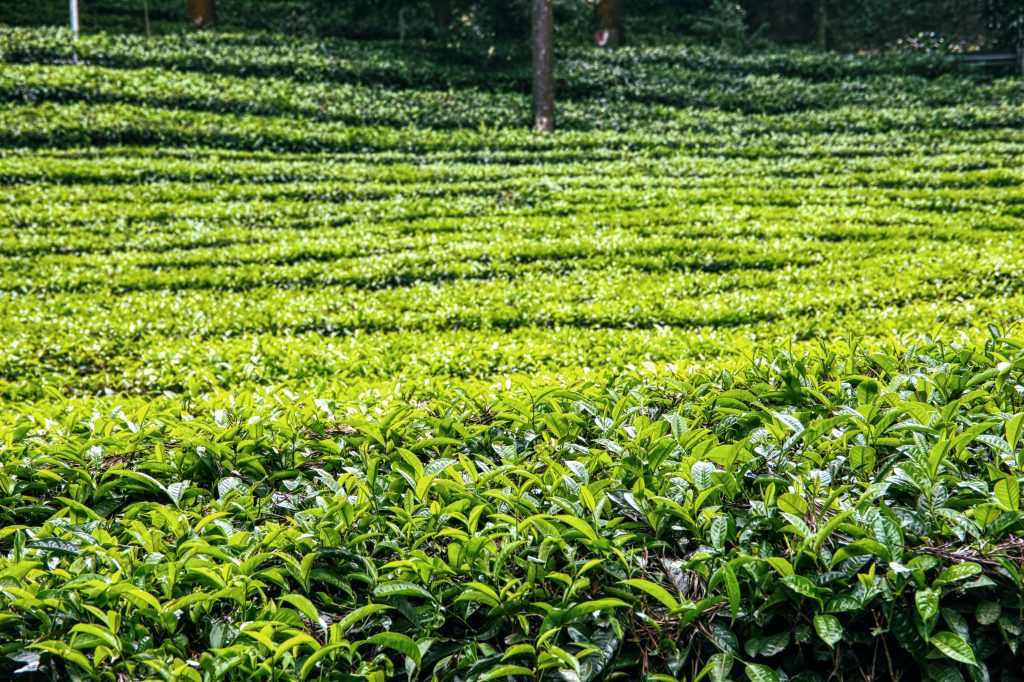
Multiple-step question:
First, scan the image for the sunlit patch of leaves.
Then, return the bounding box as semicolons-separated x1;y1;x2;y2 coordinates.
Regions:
1;26;1023;681
2;336;1024;679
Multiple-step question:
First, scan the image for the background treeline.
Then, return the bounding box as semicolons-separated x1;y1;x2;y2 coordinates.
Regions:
1;0;1022;52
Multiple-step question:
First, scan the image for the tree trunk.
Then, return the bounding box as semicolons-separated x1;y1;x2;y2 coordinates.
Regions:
432;0;452;42
594;0;624;48
398;5;408;44
531;0;555;133
186;0;216;29
815;0;827;50
69;0;79;39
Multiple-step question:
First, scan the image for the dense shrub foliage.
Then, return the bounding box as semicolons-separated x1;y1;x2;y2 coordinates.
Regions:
5;339;1024;681
4;29;1021;106
1;29;1023;681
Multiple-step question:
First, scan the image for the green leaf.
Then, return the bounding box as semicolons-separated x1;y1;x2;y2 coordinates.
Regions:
502;644;535;661
70;623;121;652
620;578;679;611
166;480;190;507
928;437;952;478
564;598;629;622
664;412;688;439
111;584;161;611
53;496;103;521
813;614;843;648
765;556;794;577
812;510;854;552
479;665;535;680
300;642;351;679
915;588;939;631
555;514;600;542
856;380;879;404
934;563;981;586
423;458;458;475
363;632;422;666
745;663;781;682
337;603;391;633
104;468;166;495
849;445;876;472
274;633;320;660
779;512;811;539
717;565;740;622
697;653;732;682
872;515;903;558
925;664;966;682
372;581;433;601
930;631;977;665
1005;412;1024;449
29;642;93;673
995;477;1020;512
777;492;807;516
973;503;1002;529
772;411;804;433
975;601;1001;625
27;538;80;556
280;594;323;629
692;461;716;490
455;587;502;609
745;631;789;658
780;575;822;606
710;515;728;551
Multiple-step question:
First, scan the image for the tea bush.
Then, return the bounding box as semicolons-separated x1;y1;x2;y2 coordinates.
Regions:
5;338;1024;681
0;28;1023;681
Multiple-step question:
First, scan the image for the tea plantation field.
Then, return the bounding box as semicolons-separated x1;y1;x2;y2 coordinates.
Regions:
2;28;1024;681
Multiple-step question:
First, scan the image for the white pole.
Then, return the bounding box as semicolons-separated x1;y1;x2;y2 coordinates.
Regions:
69;0;80;40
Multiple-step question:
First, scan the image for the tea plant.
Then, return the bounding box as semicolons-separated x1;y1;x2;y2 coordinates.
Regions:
4;337;1024;680
0;27;1023;681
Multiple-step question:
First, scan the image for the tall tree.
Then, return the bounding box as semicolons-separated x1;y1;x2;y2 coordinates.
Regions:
432;0;452;42
531;0;555;133
594;0;625;47
814;0;827;50
186;0;216;29
69;0;80;39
